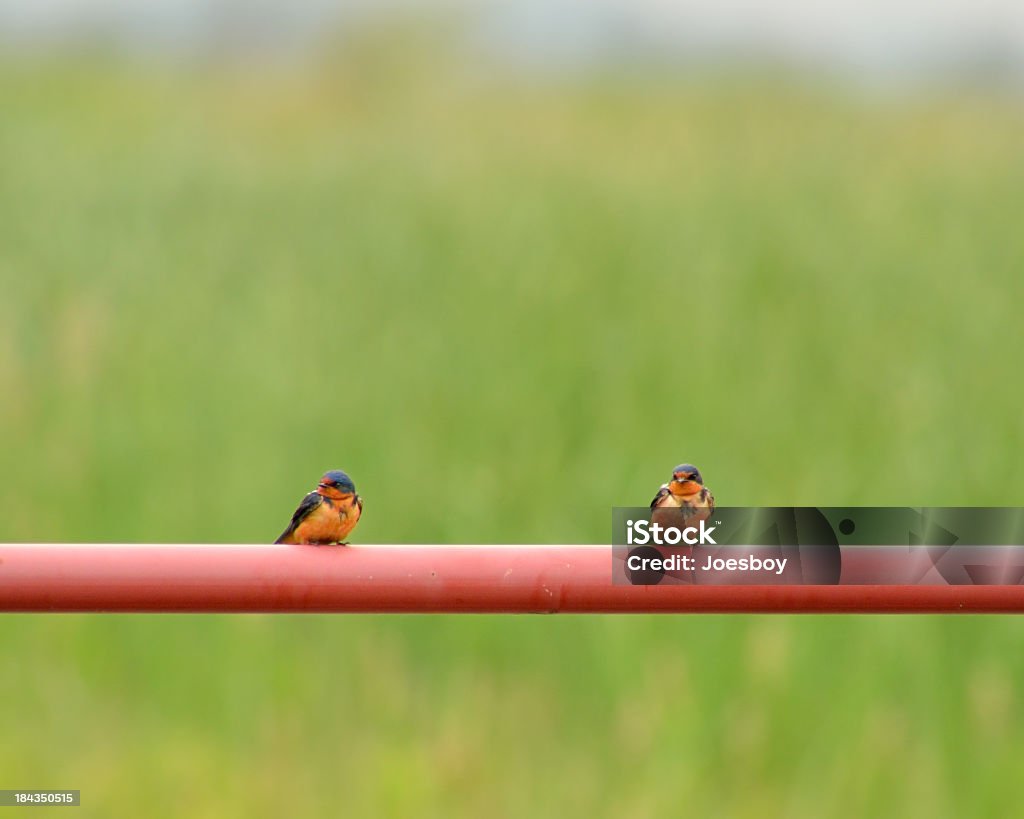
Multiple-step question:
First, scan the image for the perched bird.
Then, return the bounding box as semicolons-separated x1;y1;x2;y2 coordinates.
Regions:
650;463;715;525
275;470;363;545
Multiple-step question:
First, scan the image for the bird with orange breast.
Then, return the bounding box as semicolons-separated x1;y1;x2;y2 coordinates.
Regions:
650;463;715;527
275;470;363;545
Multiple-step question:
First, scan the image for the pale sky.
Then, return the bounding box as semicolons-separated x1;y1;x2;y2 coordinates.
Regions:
1;0;1022;80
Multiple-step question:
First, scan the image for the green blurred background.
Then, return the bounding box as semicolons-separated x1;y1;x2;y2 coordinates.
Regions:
2;6;1024;816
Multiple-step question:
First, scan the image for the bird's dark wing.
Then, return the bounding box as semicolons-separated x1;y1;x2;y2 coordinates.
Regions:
650;484;671;509
275;491;323;544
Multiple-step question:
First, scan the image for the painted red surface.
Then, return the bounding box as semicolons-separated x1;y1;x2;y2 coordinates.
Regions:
0;544;1021;613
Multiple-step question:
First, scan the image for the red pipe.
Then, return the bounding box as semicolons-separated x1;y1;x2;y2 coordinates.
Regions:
0;544;1022;613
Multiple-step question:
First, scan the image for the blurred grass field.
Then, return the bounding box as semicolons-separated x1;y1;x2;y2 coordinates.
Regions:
1;50;1024;817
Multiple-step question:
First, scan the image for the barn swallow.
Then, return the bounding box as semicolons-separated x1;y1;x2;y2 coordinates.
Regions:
275;470;363;545
650;463;715;525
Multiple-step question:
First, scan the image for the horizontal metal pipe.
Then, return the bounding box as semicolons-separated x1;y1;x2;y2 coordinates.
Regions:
0;544;1022;613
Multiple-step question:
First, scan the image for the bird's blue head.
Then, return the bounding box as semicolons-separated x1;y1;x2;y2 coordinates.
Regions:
671;464;703;485
318;470;357;496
